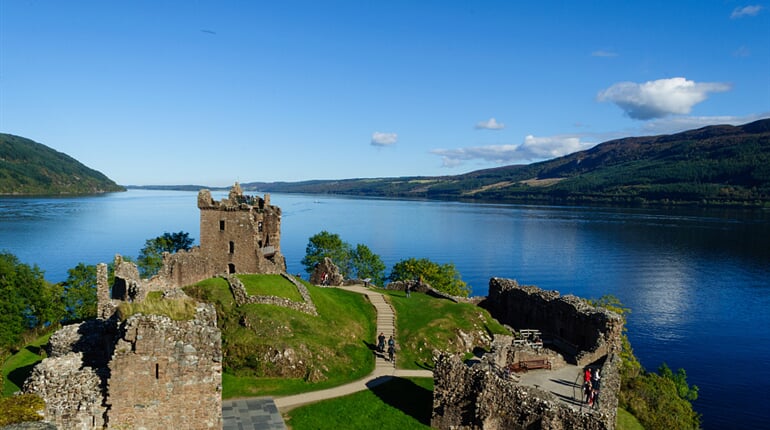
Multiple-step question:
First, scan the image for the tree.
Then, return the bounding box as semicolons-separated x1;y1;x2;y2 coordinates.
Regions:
350;244;386;286
300;231;352;276
61;263;98;322
137;231;194;277
0;252;63;352
389;257;470;297
658;363;699;402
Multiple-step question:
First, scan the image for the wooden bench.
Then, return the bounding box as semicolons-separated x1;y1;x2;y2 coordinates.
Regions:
520;359;551;371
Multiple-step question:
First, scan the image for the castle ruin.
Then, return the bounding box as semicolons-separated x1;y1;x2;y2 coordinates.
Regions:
431;278;624;430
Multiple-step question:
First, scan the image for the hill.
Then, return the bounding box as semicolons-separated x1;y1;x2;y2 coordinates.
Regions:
242;119;770;207
0;133;125;195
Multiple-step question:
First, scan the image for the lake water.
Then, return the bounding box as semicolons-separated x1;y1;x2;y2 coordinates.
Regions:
2;189;769;429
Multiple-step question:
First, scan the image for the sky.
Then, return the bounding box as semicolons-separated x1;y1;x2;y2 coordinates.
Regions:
1;1;768;187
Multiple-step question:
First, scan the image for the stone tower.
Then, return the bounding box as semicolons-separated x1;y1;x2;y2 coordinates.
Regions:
197;182;286;275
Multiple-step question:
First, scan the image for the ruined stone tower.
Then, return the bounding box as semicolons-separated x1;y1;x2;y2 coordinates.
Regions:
197;182;286;275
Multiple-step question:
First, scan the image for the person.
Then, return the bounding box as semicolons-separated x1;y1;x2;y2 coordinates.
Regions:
405;283;411;298
591;368;601;407
584;367;593;405
387;335;395;362
377;332;386;353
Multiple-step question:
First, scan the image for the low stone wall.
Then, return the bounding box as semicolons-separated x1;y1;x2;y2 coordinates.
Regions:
225;273;318;316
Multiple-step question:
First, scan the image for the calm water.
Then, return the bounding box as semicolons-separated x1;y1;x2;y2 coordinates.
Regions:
2;189;769;429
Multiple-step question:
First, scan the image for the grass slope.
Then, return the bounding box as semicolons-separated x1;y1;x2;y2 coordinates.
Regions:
384;290;509;369
185;277;377;398
284;377;434;430
1;333;51;397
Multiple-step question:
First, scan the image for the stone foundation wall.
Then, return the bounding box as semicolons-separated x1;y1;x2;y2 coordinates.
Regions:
482;278;623;366
431;353;620;430
225;273;317;316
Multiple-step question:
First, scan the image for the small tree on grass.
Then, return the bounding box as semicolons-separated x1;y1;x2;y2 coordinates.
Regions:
389;257;470;297
351;244;386;286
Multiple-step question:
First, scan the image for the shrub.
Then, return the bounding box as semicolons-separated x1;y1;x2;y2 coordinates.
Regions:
0;393;45;426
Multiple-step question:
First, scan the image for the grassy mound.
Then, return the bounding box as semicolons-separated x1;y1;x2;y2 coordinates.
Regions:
1;333;51;397
384;290;509;369
184;278;376;398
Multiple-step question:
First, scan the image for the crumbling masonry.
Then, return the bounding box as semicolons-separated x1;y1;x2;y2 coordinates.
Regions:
431;278;624;430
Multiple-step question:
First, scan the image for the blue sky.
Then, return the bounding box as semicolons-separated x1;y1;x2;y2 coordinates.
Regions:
1;1;768;186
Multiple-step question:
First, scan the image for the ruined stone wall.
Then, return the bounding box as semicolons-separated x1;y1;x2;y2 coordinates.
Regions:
225;273;317;316
482;278;623;366
432;353;619;430
105;306;222;430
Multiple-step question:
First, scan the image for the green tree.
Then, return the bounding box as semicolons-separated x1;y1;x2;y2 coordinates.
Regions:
0;252;63;352
389;257;470;297
658;363;699;402
137;231;194;277
61;263;98;322
350;244;386;286
300;231;352;276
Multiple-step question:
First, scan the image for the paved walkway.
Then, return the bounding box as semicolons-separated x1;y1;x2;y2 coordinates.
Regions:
222;284;433;429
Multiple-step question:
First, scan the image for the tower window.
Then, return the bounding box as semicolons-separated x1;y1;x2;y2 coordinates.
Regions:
229;241;235;253
258;221;263;232
220;220;225;231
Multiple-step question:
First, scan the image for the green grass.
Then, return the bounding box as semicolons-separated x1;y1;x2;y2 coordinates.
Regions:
238;274;303;302
116;291;198;321
386;290;509;369
185;278;376;398
617;407;645;430
1;333;51;397
284;377;433;430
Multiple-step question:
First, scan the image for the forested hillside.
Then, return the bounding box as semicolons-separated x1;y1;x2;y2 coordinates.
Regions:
243;119;770;207
0;134;124;195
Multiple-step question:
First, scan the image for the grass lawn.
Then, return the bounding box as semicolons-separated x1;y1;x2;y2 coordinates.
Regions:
617;407;645;430
284;377;433;430
1;333;51;397
238;274;304;302
186;278;376;398
385;290;509;369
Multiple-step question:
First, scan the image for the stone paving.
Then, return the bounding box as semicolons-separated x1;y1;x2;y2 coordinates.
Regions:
222;284;432;430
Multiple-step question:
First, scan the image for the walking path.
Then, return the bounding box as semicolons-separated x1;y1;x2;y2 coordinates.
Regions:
222;284;433;429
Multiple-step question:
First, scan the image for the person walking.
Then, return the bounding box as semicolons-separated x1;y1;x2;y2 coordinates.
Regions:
387;335;396;362
377;332;386;354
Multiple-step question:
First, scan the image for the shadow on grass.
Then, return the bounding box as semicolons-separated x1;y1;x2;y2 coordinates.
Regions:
366;377;433;425
6;362;38;392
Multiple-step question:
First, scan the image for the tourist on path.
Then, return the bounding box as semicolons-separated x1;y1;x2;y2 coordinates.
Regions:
387;336;396;362
377;332;386;353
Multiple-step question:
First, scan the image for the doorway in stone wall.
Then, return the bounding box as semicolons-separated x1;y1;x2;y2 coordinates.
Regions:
228;263;236;274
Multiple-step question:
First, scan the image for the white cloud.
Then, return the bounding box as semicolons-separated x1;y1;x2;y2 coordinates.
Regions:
475;117;505;130
431;135;595;168
591;50;618;57
370;131;398;146
731;5;763;18
597;77;731;120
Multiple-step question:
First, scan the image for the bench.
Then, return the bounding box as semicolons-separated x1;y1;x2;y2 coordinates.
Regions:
520;359;551;371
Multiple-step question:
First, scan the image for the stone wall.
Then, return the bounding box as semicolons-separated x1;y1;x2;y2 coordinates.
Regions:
105;306;222;430
24;304;222;429
431;352;621;430
481;278;623;366
225;273;317;316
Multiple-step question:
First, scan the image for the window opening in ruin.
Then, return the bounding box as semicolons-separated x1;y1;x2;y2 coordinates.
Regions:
112;278;127;300
258;221;263;232
228;263;236;274
229;241;235;253
156;363;160;379
220;220;225;231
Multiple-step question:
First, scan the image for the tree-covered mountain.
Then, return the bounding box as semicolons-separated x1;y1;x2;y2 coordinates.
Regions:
242;119;770;207
0;133;125;195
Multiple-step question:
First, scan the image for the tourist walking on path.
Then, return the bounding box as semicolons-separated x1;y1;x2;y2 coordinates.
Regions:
377;332;386;354
387;335;396;362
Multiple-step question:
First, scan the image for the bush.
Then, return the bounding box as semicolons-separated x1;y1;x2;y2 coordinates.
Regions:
0;393;45;426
